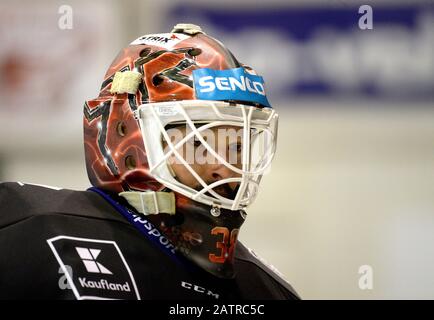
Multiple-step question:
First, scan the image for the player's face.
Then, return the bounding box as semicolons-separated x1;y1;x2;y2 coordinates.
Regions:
163;125;243;199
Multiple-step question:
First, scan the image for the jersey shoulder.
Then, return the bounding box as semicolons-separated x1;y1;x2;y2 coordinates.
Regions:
235;242;300;299
0;181;126;228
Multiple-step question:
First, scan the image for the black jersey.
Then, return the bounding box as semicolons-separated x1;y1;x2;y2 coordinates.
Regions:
0;182;299;300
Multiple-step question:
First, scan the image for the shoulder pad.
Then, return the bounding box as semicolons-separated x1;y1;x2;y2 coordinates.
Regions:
0;182;126;228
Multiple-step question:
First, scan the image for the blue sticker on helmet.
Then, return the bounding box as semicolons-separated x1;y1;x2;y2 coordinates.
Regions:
193;67;271;108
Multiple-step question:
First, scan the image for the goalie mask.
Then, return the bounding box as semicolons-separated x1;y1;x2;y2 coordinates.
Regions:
84;24;278;278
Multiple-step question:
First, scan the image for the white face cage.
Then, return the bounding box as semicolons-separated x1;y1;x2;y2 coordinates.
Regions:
135;100;278;211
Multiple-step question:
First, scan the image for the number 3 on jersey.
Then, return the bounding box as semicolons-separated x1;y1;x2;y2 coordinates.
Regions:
209;227;239;264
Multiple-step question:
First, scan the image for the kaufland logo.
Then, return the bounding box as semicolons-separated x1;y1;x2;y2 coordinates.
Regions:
76;247;112;274
75;247;131;292
47;236;141;300
78;278;131;292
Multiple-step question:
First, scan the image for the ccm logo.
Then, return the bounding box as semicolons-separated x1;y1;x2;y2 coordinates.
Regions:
181;281;219;299
198;75;265;96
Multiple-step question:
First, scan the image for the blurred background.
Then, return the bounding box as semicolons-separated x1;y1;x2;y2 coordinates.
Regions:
0;0;433;299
